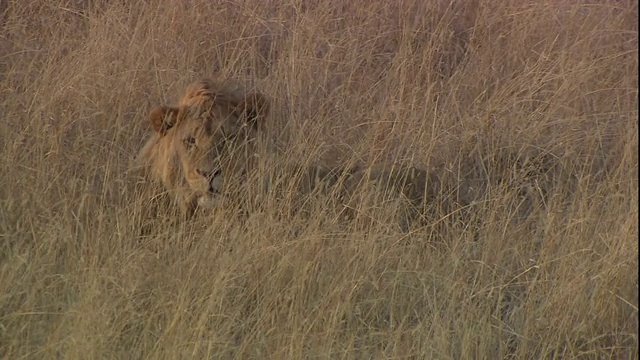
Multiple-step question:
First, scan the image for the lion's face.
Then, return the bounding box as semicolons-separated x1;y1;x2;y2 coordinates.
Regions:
138;78;269;216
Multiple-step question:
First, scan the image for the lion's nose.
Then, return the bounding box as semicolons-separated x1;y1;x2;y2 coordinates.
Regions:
198;169;222;193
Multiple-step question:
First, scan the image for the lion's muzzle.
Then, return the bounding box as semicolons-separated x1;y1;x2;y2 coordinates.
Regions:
190;169;224;209
195;169;223;193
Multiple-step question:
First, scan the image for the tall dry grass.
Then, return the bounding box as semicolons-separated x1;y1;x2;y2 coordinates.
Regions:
0;0;637;358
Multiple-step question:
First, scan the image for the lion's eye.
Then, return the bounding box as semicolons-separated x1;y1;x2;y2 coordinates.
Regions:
183;136;196;149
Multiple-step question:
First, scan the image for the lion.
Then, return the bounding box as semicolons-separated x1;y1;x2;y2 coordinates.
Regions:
136;76;465;229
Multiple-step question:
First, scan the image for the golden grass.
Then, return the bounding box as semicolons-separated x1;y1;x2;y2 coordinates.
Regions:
0;0;637;358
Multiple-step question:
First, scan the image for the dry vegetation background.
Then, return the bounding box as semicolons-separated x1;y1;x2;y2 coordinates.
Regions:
0;0;638;358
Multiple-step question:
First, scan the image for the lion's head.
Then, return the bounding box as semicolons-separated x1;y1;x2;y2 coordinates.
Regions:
137;77;269;217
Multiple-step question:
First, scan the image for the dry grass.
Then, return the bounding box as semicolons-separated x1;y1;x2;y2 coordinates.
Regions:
1;0;638;358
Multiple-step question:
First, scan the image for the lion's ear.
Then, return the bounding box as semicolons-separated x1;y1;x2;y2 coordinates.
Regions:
238;92;269;126
149;106;180;135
